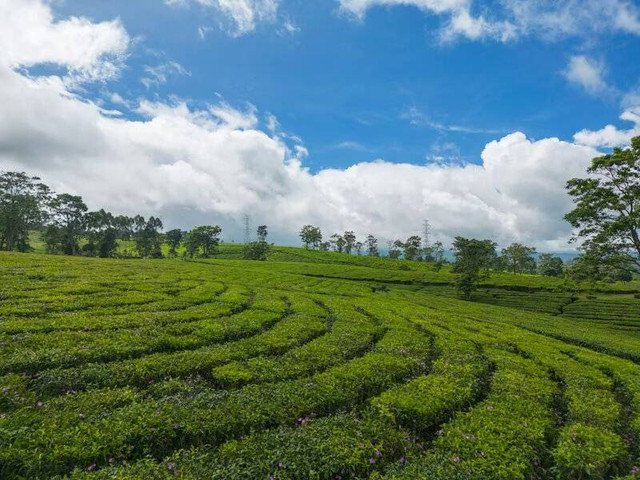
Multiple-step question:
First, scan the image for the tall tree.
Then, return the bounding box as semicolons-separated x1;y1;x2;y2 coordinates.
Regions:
501;243;537;274
343;231;357;254
403;235;422;261
0;171;50;251
388;240;403;259
244;225;270;260
46;193;88;255
565;136;640;274
257;225;268;242
184;225;221;258
84;209;118;258
452;237;497;299
299;225;322;249
428;240;446;271
330;233;346;253
366;235;379;257
354;241;363;256
537;253;565;277
134;216;164;258
165;229;185;256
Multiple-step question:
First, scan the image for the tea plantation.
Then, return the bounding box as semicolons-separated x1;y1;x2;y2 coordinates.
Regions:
1;250;640;479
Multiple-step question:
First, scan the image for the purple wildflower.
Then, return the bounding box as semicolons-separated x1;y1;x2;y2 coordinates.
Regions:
368;458;376;465
87;463;97;472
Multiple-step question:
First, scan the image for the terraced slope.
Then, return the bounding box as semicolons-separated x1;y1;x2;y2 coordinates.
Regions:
0;252;639;479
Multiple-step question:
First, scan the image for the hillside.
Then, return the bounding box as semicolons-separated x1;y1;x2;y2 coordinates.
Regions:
1;250;640;479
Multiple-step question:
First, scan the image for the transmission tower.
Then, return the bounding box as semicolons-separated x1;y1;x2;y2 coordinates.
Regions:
243;214;251;244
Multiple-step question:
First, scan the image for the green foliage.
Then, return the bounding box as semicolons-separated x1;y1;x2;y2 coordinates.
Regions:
299;224;322;249
0;249;638;479
565;135;640;275
452;237;497;299
500;243;537;274
537;253;565;277
0;171;50;252
184;225;221;258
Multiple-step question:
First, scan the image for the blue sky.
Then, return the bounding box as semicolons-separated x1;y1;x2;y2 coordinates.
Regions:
1;0;640;249
51;0;640;169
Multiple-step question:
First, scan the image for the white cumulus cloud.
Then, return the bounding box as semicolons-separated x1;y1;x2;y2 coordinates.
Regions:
166;0;279;36
0;0;622;252
564;55;608;95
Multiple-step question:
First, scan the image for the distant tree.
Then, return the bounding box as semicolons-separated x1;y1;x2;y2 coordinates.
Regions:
257;225;268;242
184;225;221;258
537;253;565;277
565;136;640;276
299;225;322;249
134;216;164;258
0;171;51;251
366;235;379;257
330;233;346;253
45;193;88;255
428;240;446;271
501;243;537;274
452;237;497;299
319;241;331;251
343;231;357;254
113;215;134;241
244;225;270;261
166;229;185;256
403;235;422;261
354;241;364;255
84;209;118;258
388;240;403;259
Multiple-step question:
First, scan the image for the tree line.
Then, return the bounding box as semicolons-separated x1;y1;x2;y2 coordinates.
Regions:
0;172;233;259
2;134;638;288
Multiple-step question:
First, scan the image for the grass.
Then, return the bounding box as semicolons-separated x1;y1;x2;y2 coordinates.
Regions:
1;248;639;479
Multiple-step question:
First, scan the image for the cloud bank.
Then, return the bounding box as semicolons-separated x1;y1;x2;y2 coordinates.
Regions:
0;0;635;251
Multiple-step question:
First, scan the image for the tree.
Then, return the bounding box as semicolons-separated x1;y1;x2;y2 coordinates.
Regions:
501;243;537;274
428;240;446;271
84;209;118;258
403;235;422;261
299;225;322;249
537;253;565;277
366;235;379;257
257;225;268;242
565;136;640;275
0;171;50;251
184;225;221;258
166;229;185;256
330;233;346;253
134;216;164;258
354;241;363;255
319;241;331;251
45;193;88;255
452;237;497;299
343;231;356;254
388;240;403;259
244;225;270;261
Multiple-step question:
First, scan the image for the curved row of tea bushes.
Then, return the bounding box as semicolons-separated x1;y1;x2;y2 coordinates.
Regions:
382;347;558;480
0;324;433;478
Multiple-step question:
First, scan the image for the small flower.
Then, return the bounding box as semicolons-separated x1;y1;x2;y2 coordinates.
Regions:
631;466;639;475
87;463;97;472
368;458;376;465
452;457;460;463
399;456;407;465
173;423;180;430
108;457;114;464
278;462;284;469
436;429;444;436
375;450;383;458
166;462;177;475
79;413;86;419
